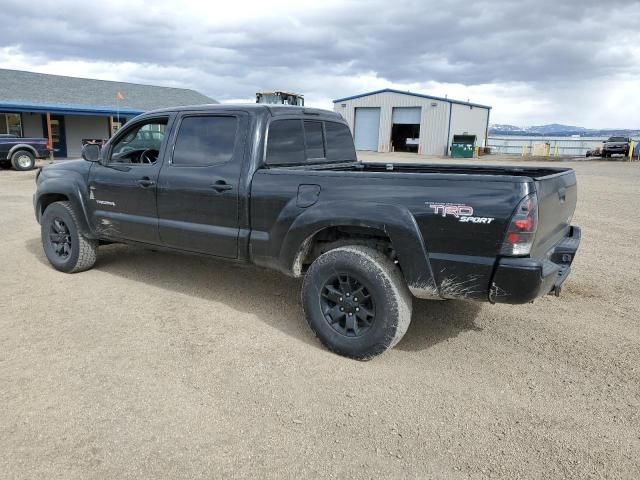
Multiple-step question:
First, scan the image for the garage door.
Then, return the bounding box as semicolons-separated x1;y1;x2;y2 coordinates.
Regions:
354;107;380;151
392;107;421;124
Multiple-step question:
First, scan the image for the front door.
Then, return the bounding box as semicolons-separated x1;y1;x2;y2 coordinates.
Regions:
87;115;172;244
157;112;247;258
43;115;67;157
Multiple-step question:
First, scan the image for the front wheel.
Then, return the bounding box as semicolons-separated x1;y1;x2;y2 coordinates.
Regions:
302;245;412;360
41;201;98;273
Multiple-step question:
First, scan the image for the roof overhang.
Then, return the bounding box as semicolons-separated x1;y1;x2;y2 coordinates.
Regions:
333;88;492;110
0;101;145;117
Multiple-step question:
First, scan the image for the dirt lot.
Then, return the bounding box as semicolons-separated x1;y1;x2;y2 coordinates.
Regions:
1;156;639;479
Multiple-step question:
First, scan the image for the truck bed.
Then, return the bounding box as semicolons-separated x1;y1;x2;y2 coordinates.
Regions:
311;160;578;256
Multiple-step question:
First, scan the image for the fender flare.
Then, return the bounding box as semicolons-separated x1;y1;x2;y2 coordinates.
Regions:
280;201;436;290
8;144;38;160
35;176;93;237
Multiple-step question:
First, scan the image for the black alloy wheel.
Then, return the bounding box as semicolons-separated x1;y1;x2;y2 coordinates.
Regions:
320;273;376;337
49;218;72;258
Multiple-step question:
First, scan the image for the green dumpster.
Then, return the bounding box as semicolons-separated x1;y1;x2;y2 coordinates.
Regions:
451;134;476;158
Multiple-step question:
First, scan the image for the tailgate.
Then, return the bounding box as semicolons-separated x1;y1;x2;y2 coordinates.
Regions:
531;169;577;258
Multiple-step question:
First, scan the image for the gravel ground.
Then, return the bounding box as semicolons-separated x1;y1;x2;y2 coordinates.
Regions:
1;156;639;479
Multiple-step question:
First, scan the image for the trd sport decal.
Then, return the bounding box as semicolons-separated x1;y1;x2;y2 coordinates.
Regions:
428;202;495;224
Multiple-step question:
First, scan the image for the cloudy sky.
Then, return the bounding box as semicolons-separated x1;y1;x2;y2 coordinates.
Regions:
1;0;639;128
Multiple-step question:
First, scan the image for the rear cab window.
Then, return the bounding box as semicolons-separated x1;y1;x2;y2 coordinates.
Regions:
266;118;356;166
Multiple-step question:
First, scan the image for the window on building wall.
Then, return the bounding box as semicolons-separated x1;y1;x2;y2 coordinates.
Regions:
0;113;23;137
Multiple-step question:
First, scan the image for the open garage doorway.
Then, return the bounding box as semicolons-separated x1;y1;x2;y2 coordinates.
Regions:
391;107;421;153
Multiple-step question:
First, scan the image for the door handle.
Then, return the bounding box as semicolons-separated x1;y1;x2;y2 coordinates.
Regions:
210;180;233;192
137;177;155;188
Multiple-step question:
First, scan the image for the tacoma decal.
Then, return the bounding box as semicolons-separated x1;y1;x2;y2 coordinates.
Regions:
90;186;116;207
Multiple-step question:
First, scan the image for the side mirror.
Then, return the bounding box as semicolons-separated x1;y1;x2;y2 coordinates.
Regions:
81;143;101;162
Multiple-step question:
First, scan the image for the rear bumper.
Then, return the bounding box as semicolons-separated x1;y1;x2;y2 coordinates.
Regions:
490;226;581;304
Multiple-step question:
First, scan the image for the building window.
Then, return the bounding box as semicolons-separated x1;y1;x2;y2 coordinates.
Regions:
0;113;23;136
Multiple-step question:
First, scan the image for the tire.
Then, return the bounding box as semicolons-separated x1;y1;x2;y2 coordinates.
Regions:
302;245;412;360
41;201;98;273
11;150;35;171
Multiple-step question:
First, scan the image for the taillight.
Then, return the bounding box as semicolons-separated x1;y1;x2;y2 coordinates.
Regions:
500;193;538;256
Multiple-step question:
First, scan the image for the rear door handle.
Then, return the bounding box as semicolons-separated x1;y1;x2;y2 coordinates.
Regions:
211;180;233;192
137;177;155;188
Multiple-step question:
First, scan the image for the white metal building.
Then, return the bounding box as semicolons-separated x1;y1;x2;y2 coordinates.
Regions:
333;89;491;155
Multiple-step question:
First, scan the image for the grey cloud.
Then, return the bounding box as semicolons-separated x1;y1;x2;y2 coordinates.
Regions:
0;0;638;126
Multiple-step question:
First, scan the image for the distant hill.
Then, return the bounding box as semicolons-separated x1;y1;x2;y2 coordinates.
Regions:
489;123;640;137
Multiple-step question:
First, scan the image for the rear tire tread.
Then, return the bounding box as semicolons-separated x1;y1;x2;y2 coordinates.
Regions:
302;245;412;360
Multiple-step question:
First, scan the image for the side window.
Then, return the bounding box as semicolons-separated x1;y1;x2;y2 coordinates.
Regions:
110;119;167;165
266;119;305;165
172;116;238;166
325;122;357;161
303;121;325;159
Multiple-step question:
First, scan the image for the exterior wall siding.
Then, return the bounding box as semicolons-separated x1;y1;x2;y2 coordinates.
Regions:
64;115;110;157
448;103;489;149
335;91;488;156
22;112;44;138
421;100;451;155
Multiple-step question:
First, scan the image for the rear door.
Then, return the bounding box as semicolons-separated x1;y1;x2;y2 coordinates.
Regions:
156;112;248;258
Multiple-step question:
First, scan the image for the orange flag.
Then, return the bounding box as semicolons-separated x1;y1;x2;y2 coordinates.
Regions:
116;91;124;100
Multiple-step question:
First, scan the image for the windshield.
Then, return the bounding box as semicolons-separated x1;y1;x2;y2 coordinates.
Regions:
608;137;627;142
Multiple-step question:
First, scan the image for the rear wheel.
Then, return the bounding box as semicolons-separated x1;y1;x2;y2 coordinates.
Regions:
11;150;35;171
41;201;98;273
302;245;412;360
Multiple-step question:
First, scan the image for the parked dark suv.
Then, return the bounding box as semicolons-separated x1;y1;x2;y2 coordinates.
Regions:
601;137;630;158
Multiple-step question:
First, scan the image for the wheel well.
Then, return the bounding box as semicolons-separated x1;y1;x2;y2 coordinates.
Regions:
39;194;69;217
11;147;36;158
293;225;397;276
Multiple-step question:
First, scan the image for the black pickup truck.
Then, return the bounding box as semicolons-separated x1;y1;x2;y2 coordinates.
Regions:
0;134;50;170
34;104;580;359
